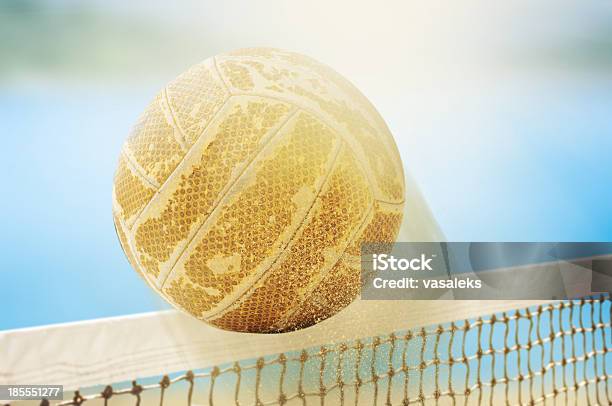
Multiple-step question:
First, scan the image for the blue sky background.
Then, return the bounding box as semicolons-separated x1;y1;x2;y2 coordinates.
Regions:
1;0;612;330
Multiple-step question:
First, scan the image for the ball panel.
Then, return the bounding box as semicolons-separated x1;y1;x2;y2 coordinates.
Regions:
113;155;156;223
344;201;404;257
131;97;293;286
216;58;255;92
215;49;404;204
283;261;358;332
165;59;230;146
162;110;341;320
208;145;373;333
353;137;403;203
125;93;185;185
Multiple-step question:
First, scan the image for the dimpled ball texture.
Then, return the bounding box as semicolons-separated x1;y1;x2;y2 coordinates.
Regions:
112;48;405;333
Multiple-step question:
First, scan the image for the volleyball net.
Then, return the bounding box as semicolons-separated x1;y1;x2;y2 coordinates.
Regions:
1;296;610;406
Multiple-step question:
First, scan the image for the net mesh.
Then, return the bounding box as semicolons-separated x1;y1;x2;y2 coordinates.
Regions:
8;296;611;406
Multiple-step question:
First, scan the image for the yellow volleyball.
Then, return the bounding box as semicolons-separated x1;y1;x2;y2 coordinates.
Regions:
112;48;405;333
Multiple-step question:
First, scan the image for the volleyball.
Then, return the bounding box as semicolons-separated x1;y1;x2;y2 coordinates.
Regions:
112;48;405;333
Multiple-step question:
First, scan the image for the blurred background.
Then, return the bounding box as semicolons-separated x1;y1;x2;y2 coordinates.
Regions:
1;0;612;330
